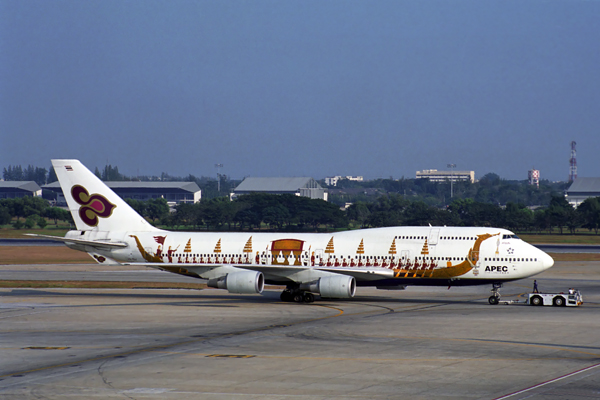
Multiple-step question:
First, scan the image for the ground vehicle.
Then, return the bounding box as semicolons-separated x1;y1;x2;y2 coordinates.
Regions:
528;290;583;307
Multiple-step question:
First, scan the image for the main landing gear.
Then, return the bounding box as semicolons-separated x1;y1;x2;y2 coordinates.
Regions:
488;283;503;305
280;287;315;303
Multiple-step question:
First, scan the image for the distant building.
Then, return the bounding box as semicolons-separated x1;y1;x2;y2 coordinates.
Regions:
232;177;327;201
0;181;42;199
528;169;540;188
565;177;600;207
416;169;475;184
44;181;201;206
325;176;364;186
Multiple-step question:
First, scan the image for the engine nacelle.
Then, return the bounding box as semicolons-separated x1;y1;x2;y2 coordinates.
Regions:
207;271;264;294
300;275;356;298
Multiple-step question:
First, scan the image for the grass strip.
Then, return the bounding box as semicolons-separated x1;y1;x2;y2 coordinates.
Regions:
547;253;600;262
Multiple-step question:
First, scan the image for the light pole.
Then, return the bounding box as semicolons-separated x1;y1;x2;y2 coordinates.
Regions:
447;163;456;199
215;163;223;192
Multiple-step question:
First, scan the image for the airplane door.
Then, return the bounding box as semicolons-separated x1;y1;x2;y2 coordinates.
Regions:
429;229;440;245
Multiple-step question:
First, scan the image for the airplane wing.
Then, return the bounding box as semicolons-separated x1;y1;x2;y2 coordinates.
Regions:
127;262;394;282
234;264;395;281
315;266;395;281
24;234;128;249
126;262;224;277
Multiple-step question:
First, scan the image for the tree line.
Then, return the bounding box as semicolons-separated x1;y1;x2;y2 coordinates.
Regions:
126;193;348;231
327;173;569;208
2;192;599;235
0;197;71;229
347;194;600;234
124;191;600;235
2;165;56;186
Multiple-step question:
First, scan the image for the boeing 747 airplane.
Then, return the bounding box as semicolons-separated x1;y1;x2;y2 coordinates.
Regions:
31;160;554;304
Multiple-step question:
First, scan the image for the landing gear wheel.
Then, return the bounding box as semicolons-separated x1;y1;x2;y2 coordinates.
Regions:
488;283;502;305
303;292;315;303
280;290;293;302
292;292;304;303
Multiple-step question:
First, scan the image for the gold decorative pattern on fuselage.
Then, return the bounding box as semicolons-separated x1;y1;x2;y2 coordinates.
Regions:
130;235;163;263
393;232;500;279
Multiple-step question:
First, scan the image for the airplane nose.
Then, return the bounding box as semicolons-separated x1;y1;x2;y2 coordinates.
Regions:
540;252;554;270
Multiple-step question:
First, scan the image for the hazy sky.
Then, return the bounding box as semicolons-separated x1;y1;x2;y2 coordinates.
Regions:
2;1;599;181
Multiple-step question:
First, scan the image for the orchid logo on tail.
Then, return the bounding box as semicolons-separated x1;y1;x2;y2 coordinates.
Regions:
71;185;116;227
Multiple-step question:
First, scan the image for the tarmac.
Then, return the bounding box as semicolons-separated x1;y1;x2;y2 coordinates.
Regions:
0;261;599;399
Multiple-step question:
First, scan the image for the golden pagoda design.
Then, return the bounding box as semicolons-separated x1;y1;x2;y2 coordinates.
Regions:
325;237;335;254
356;239;365;254
243;236;253;253
213;238;222;253
388;238;397;255
420;238;429;255
184;239;192;253
270;239;304;266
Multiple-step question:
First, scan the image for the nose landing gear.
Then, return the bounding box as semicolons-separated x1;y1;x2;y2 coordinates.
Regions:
488;283;503;305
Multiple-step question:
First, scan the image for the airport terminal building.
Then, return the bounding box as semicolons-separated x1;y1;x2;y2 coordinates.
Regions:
44;181;201;206
324;176;364;187
0;181;42;198
565;177;600;207
416;169;475;183
232;177;328;201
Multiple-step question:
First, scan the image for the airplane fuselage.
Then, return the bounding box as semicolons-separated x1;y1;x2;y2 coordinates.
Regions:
64;226;552;288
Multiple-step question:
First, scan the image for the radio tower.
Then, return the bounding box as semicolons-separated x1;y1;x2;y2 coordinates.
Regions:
569;141;577;182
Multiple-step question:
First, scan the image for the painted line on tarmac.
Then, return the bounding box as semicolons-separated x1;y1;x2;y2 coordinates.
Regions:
493;361;600;400
0;302;344;381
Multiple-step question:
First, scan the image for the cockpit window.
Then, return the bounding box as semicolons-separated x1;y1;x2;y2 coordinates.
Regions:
502;234;520;240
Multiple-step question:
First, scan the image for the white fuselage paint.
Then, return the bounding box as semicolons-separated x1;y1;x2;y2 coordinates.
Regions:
65;226;553;287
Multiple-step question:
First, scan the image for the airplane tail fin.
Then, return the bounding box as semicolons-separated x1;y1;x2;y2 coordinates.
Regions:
52;159;158;232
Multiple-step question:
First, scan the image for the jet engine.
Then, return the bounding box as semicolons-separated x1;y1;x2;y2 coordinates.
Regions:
300;275;356;298
207;271;264;294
